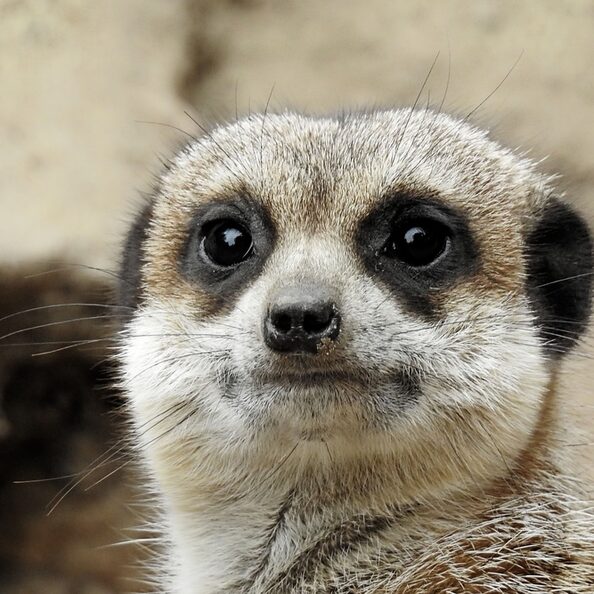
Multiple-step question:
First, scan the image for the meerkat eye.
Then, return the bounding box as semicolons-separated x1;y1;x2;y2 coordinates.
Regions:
201;218;254;267
383;218;449;266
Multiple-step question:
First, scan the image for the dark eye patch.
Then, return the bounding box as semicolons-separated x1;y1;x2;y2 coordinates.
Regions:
181;195;276;297
118;197;155;314
356;193;479;318
525;198;592;357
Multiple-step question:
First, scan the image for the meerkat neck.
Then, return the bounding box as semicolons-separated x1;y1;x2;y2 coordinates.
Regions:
164;468;552;594
156;428;549;594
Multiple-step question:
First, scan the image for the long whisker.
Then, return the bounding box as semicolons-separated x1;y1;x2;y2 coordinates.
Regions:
0;315;116;343
259;83;276;192
24;263;132;285
464;50;523;121
183;110;242;179
45;401;189;514
83;461;129;492
392;51;440;162
534;270;594;289
122;349;232;388
437;43;452;115
31;338;107;357
0;329;247;349
0;302;131;325
259;441;301;489
135;119;198;141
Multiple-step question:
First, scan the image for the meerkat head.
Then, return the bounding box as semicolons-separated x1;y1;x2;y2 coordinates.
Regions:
119;110;592;503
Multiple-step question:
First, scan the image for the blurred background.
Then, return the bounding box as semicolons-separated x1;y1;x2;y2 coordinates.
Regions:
0;1;593;592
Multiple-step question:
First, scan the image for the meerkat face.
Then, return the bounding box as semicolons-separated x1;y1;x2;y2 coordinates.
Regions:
119;110;592;496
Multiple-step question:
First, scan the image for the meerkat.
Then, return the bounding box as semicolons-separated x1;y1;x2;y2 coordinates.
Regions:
118;109;594;593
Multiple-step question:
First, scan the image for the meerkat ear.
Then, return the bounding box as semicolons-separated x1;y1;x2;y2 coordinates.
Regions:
525;197;593;356
117;199;154;314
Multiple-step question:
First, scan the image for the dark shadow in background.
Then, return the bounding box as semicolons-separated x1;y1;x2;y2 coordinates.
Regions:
0;268;142;594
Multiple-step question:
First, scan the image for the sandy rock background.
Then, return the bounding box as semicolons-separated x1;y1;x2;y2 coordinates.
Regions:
0;0;592;592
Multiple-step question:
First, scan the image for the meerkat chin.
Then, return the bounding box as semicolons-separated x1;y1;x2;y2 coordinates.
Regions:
117;109;594;593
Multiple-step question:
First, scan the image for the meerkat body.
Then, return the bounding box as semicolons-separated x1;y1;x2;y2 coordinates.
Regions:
118;110;594;593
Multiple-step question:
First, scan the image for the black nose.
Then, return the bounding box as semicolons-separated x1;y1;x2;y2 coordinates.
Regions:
264;286;341;354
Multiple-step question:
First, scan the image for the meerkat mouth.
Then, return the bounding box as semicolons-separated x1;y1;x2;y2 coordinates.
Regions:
249;365;420;402
249;355;373;389
255;369;360;387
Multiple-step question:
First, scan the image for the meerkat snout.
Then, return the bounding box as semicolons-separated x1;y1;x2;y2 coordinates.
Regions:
264;284;340;354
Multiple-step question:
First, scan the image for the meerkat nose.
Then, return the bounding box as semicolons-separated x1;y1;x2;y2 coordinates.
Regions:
264;284;340;354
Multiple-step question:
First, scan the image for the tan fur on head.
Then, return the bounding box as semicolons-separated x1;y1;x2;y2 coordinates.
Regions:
118;109;593;593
